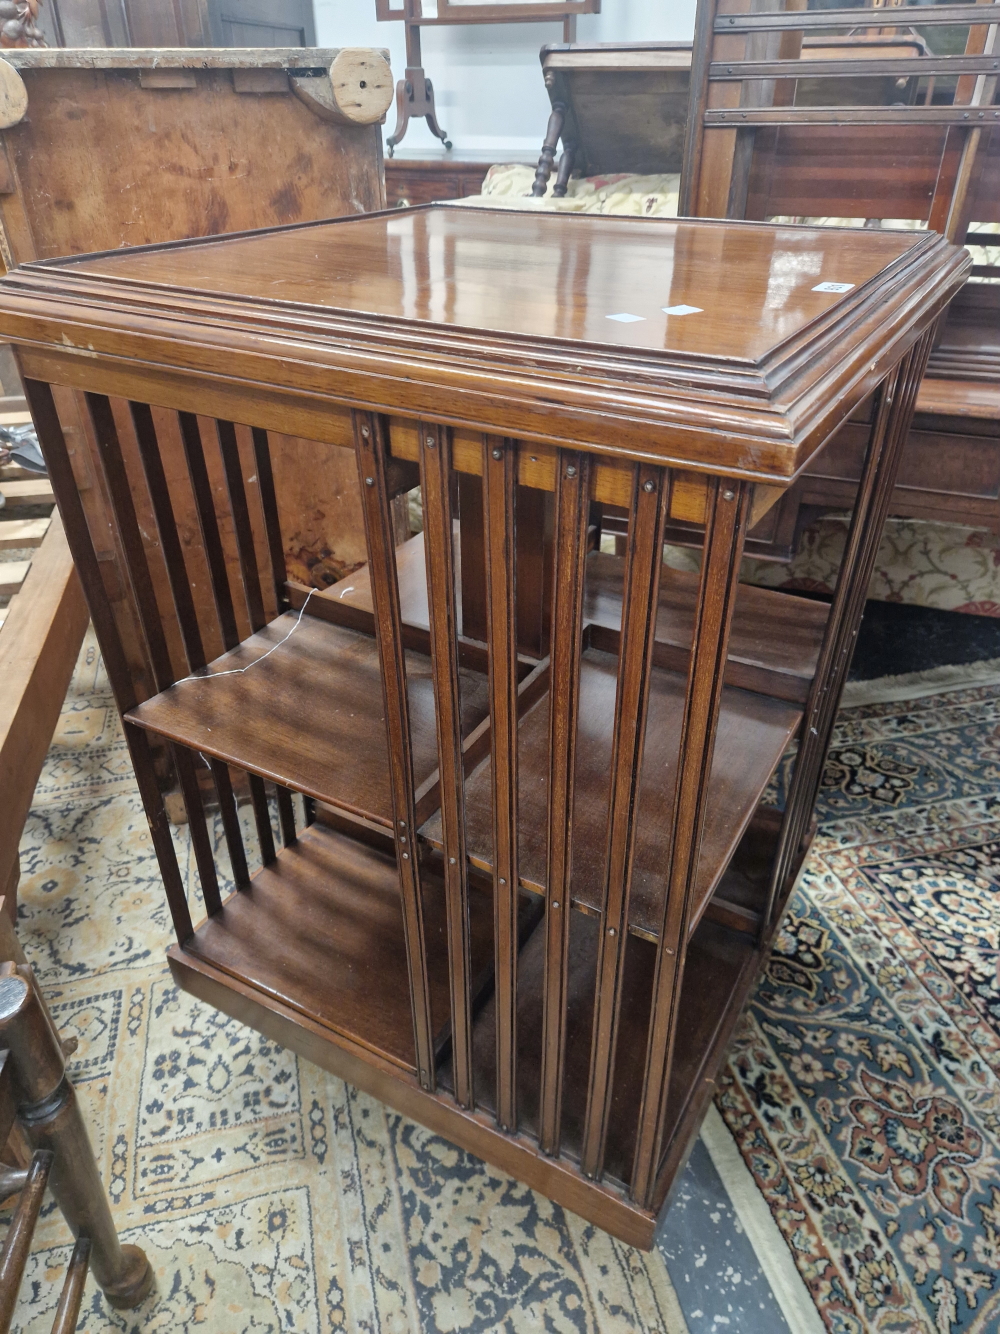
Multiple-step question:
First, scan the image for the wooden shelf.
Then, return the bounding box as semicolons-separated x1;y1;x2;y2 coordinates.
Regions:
179;821;496;1072
126;613;490;828
423;647;800;941
442;909;754;1186
584;552;828;706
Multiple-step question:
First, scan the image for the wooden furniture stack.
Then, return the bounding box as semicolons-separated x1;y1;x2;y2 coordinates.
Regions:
682;0;1000;550
0;205;966;1246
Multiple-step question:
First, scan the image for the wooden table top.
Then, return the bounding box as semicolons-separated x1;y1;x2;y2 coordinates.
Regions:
66;208;928;364
0;206;969;479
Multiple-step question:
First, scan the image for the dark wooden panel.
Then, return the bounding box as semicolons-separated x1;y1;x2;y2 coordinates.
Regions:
386;160;492;209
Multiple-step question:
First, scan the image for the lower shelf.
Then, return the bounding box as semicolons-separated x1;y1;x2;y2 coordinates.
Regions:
179;822;495;1072
442;907;757;1188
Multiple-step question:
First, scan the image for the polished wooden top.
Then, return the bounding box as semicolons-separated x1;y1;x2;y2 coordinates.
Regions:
0;206;969;479
67;208;923;364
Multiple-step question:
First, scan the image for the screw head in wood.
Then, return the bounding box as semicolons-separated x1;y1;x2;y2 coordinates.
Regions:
608;927;616;936
499;877;506;884
426;435;435;447
402;852;409;860
449;857;456;864
551;900;560;909
399;835;406;843
643;480;655;493
361;425;370;438
365;476;374;486
399;820;406;827
492;447;502;460
722;488;735;501
566;466;577;478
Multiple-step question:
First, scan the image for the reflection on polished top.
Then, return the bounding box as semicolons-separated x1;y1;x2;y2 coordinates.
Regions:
69;205;925;364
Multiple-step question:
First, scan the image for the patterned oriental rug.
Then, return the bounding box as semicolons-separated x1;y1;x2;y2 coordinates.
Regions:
8;634;1000;1333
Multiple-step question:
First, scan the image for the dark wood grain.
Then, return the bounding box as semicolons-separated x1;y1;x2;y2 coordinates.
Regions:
483;434;521;1133
420;423;474;1108
539;450;591;1157
216;418;267;634
24;379;194;946
178;411;239;652
581;464;667;1181
127;613;490;828
354;410;436;1092
181;821;494;1073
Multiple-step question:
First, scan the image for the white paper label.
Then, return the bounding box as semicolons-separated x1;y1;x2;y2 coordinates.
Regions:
606;312;645;323
812;282;855;294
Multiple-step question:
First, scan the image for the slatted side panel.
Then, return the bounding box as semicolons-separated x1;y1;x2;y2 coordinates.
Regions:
44;389;316;920
764;327;936;929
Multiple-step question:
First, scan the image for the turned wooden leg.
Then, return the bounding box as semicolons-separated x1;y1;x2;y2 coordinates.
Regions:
0;965;154;1310
532;103;565;197
553;142;576;198
386;78;411;156
423;83;452;149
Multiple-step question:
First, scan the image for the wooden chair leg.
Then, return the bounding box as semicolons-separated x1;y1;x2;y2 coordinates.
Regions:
0;964;153;1311
532;103;566;197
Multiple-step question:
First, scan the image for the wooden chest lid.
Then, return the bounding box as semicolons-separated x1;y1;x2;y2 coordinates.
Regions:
0;206;969;480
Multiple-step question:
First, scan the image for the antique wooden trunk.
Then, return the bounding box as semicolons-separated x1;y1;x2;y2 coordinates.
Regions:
0;207;967;1246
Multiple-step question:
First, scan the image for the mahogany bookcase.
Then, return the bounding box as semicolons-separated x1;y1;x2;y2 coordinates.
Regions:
0;207;966;1248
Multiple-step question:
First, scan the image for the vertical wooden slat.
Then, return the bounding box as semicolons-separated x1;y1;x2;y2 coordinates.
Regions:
171;749;222;915
580;463;669;1181
483;434;520;1133
353;410;436;1090
515;484;551;658
250;426;288;615
420;422;474;1108
538;448;592;1156
177;411;239;651
24;379;194;945
216;419;267;633
248;774;277;867
175;411;254;887
764;330;934;930
631;477;751;1206
129;401;206;672
679;0;720;217
210;759;250;889
276;787;297;847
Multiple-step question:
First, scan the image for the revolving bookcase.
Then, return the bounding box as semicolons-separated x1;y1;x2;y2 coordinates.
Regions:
0;207;966;1248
